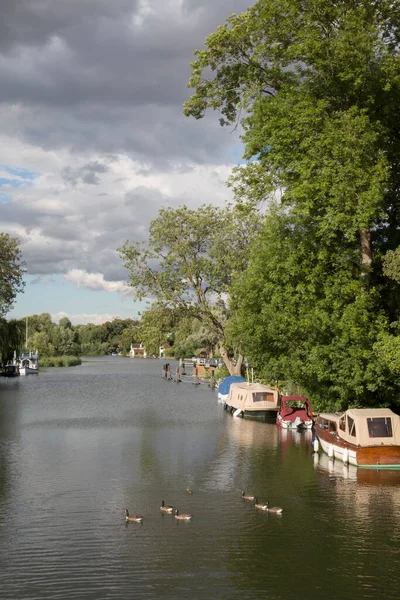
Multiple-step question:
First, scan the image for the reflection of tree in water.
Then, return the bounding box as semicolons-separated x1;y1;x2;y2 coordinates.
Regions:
0;385;20;513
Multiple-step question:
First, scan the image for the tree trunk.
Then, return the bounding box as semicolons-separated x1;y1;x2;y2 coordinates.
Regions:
360;228;372;283
220;345;244;376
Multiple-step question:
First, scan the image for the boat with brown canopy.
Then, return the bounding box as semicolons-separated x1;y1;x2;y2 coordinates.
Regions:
225;382;279;420
314;408;400;469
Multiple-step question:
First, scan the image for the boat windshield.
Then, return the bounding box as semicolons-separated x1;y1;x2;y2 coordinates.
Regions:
253;392;268;403
367;417;393;438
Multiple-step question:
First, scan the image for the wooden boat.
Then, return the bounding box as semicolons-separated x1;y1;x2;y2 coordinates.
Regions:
276;395;314;429
314;408;400;469
225;382;279;420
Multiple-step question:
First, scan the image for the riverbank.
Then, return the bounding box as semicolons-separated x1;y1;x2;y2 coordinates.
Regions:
39;355;81;367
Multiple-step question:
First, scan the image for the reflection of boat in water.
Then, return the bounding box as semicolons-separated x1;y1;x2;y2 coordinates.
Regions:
279;427;313;445
315;408;400;469
217;376;245;404
228;417;279;449
225;382;279;420
276;395;314;429
313;452;400;486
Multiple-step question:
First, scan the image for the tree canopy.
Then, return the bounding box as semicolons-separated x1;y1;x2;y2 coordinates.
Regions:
184;0;400;408
0;233;25;318
119;205;262;374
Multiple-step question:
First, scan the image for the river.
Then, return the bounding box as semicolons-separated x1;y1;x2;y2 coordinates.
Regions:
0;357;399;599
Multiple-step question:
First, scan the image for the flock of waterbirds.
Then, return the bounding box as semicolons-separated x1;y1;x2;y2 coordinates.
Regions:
124;488;282;524
241;491;283;513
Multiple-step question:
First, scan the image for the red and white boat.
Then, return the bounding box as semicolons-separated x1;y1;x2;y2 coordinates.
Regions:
276;395;314;429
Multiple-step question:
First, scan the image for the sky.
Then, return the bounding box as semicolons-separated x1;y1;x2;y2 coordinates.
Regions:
1;0;251;325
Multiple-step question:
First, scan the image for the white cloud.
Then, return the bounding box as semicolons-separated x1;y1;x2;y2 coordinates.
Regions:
63;269;133;295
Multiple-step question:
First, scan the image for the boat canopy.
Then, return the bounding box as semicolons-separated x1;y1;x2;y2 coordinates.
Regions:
319;408;400;447
227;382;279;412
280;396;313;419
218;376;245;396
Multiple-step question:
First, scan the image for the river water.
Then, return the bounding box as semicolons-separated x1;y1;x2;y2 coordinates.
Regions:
0;357;399;600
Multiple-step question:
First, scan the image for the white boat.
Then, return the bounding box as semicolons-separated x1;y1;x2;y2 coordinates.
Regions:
19;351;39;375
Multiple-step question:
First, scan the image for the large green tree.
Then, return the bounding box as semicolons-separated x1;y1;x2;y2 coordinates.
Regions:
0;233;25;318
184;0;400;406
119;205;261;374
0;234;25;365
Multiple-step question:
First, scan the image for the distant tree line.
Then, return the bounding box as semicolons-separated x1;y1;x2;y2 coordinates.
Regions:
15;314;140;358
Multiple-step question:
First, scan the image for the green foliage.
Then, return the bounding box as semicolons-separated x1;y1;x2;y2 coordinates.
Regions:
185;0;400;408
0;233;25;318
214;364;230;381
134;304;175;356
0;318;24;366
40;356;82;368
229;209;398;410
383;249;400;284
119;205;261;374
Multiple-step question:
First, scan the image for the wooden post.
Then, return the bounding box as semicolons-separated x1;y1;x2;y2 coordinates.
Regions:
175;366;181;383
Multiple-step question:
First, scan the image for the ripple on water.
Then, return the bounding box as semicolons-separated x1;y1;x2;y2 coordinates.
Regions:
1;359;400;599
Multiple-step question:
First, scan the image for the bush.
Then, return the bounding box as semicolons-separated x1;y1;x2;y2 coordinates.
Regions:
214;364;230;381
40;356;82;367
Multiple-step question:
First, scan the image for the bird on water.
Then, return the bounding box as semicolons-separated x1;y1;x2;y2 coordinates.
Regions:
174;509;192;520
241;490;255;501
125;508;143;523
160;500;174;514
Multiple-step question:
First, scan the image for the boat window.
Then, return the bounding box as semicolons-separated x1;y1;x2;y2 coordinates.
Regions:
329;422;337;433
347;416;356;437
339;416;346;432
253;392;268;403
367;417;393;438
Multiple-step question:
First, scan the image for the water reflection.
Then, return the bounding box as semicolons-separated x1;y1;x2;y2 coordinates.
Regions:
0;359;399;600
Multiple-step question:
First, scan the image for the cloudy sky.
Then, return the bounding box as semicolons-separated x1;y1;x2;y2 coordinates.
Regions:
1;0;250;325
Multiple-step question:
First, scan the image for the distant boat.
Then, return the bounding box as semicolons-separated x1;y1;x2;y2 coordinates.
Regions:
19;351;39;375
19;318;39;375
225;382;279;420
0;364;20;377
276;395;314;429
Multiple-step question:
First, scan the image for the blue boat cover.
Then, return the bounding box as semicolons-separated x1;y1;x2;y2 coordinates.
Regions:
218;375;245;395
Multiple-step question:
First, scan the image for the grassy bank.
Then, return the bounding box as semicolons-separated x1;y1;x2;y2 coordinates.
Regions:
40;356;82;367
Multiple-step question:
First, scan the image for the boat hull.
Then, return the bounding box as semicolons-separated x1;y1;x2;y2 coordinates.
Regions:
20;366;39;375
225;403;278;420
276;414;313;429
316;427;400;469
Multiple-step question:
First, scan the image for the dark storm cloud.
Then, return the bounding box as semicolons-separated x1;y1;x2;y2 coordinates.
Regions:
0;0;251;162
62;161;110;186
1;1;251;288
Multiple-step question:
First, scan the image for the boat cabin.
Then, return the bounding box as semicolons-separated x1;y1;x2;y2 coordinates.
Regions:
316;408;400;447
226;382;279;417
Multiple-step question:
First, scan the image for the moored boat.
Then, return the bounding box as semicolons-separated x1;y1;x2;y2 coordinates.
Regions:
276;395;314;429
225;382;279;420
0;364;20;377
314;408;400;469
19;351;39;375
217;375;245;403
